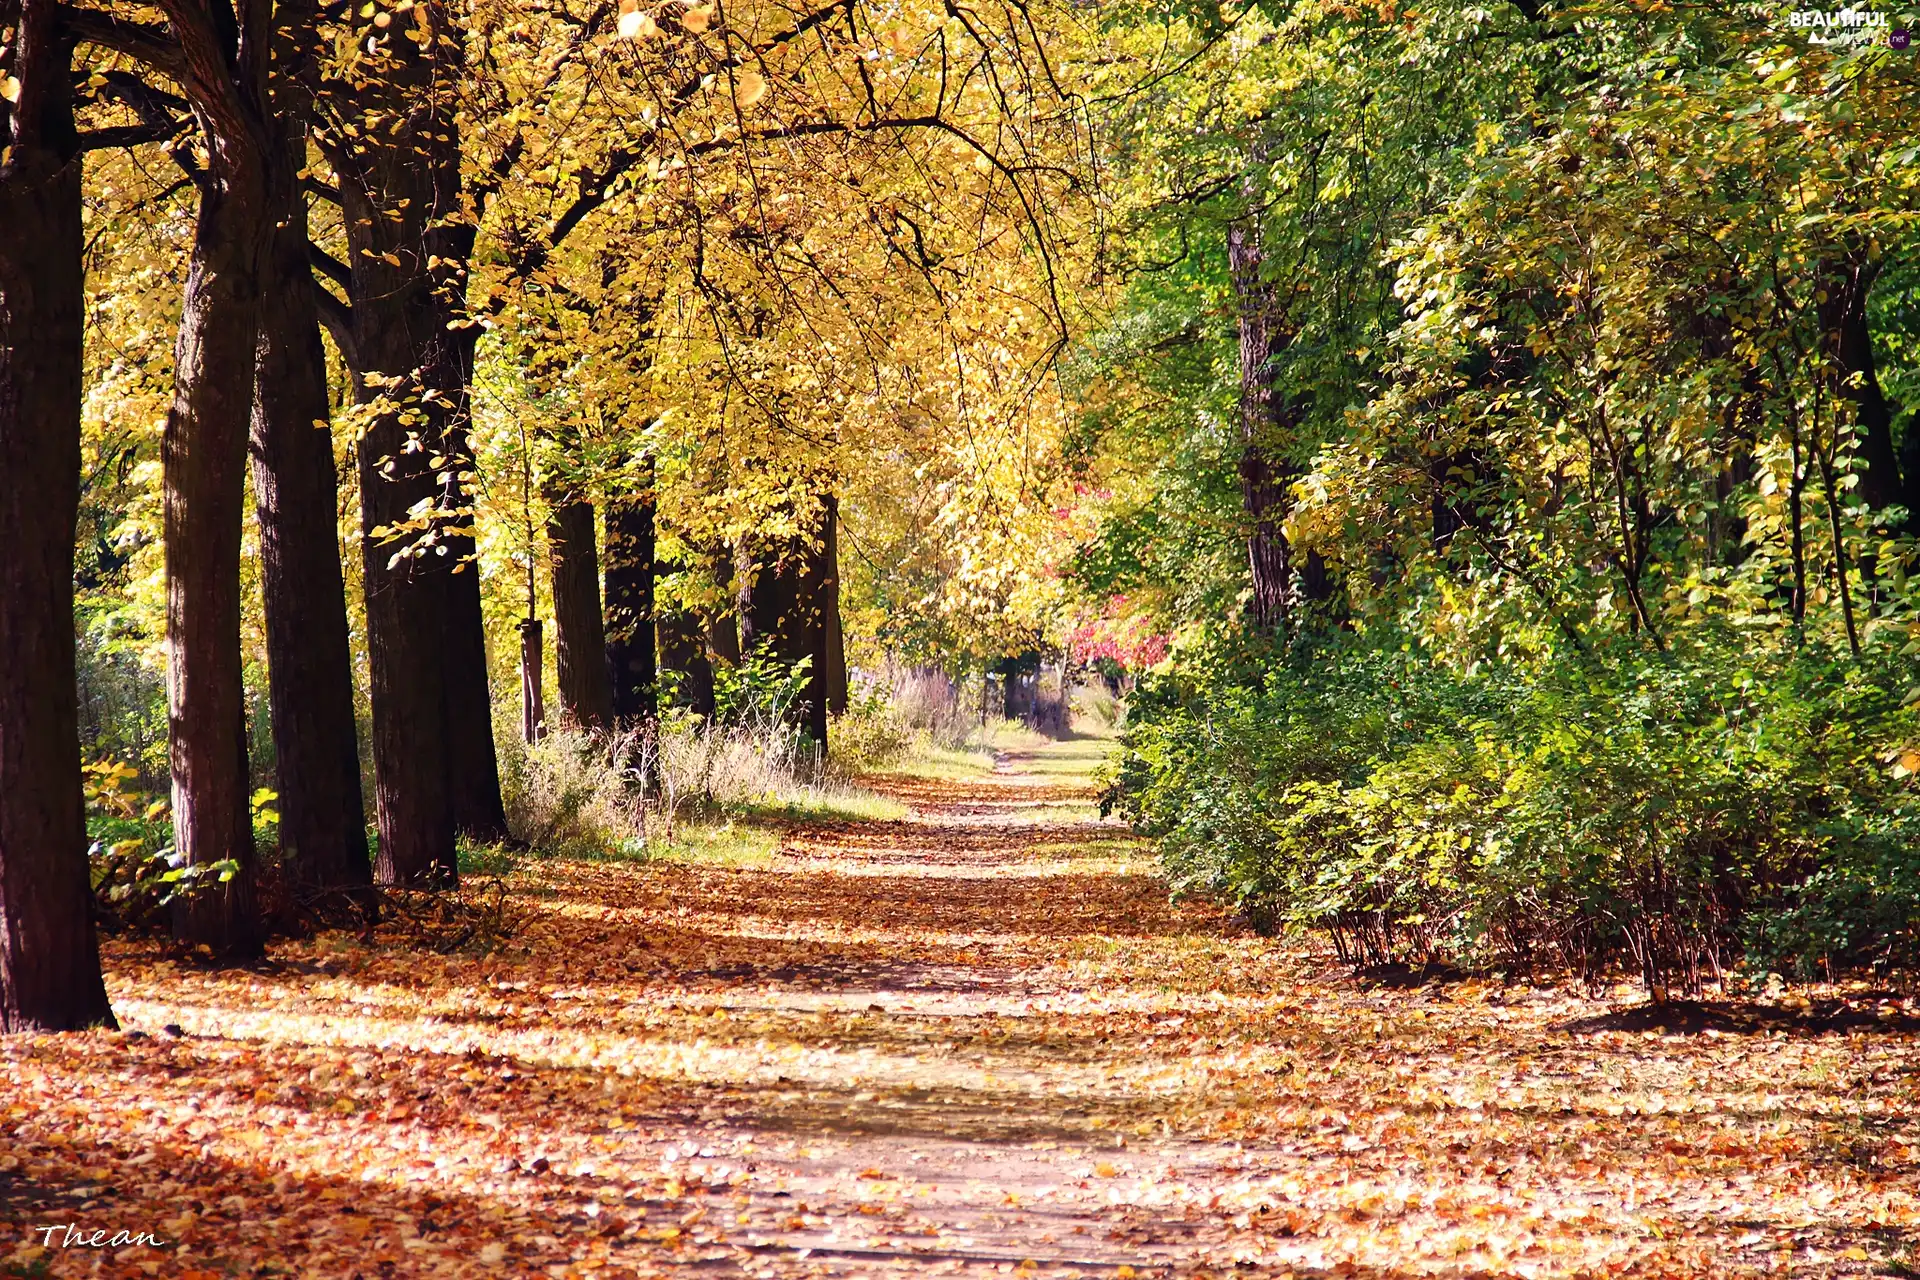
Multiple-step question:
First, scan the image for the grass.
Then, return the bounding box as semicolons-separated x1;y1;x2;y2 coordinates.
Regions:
656;818;783;867
723;783;908;824
872;740;996;780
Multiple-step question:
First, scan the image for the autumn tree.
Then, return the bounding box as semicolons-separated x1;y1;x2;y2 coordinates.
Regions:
308;0;509;882
0;0;116;1030
249;0;372;906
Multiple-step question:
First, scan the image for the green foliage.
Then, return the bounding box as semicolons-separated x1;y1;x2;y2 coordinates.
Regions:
827;685;918;775
1110;628;1920;993
713;645;814;729
1074;1;1920;995
84;761;271;932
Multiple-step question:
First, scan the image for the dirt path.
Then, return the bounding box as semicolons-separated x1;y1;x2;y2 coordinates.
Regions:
5;738;1919;1277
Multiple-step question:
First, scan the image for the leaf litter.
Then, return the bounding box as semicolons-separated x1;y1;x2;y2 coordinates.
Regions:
3;739;1917;1277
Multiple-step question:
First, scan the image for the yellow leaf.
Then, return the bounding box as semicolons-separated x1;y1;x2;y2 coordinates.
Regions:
0;77;20;104
1843;1248;1870;1262
1094;1161;1118;1177
681;4;712;32
736;70;766;106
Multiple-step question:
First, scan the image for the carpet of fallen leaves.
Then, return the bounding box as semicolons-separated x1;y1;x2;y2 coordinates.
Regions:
5;736;1920;1278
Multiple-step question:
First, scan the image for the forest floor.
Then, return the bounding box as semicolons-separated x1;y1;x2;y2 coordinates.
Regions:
5;737;1920;1278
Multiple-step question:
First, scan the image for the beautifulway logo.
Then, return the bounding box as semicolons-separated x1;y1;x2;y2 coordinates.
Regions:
1784;7;1911;45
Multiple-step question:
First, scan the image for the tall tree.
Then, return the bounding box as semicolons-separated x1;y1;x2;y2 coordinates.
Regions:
250;0;371;906
547;493;615;730
158;0;278;957
604;481;657;728
315;0;506;880
0;0;115;1031
822;495;847;715
739;504;831;752
1228;217;1297;634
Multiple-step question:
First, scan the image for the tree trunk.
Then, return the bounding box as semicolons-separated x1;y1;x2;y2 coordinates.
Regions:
0;0;116;1030
330;0;500;879
1239;444;1292;631
1818;256;1906;524
547;498;614;730
1228;217;1296;634
249;7;371;905
604;488;657;728
800;521;831;755
708;547;741;668
823;495;848;716
344;178;457;886
657;612;715;718
439;422;510;845
741;509;830;753
164;21;275;957
519;618;545;743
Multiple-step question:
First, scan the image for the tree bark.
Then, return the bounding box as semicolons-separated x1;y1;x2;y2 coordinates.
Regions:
249;0;371;905
1228;217;1296;634
0;0;116;1030
657;612;715;718
518;618;545;743
327;0;501;878
439;426;510;845
1817;256;1906;524
547;498;615;730
708;547;741;667
823;495;848;716
161;0;276;958
741;507;830;753
604;487;657;728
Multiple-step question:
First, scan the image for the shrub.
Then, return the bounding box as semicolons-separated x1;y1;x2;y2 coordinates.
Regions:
1108;627;1920;995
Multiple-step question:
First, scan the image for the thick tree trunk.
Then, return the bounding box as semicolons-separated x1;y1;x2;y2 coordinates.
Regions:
164;22;276;955
1238;444;1292;631
442;530;510;844
349;270;456;886
344;180;457;885
249;13;371;905
547;498;615;730
166;193;268;957
1228;217;1296;634
604;489;657;728
0;2;116;1030
331;0;502;877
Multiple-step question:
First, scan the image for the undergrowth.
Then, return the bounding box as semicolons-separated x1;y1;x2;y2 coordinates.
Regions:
1107;625;1920;998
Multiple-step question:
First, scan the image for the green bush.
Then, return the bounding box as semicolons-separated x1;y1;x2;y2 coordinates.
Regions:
1108;628;1920;994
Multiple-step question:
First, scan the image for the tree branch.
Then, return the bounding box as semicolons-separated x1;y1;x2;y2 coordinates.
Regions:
61;7;189;81
310;275;357;366
75;120;187;150
307;240;351;290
